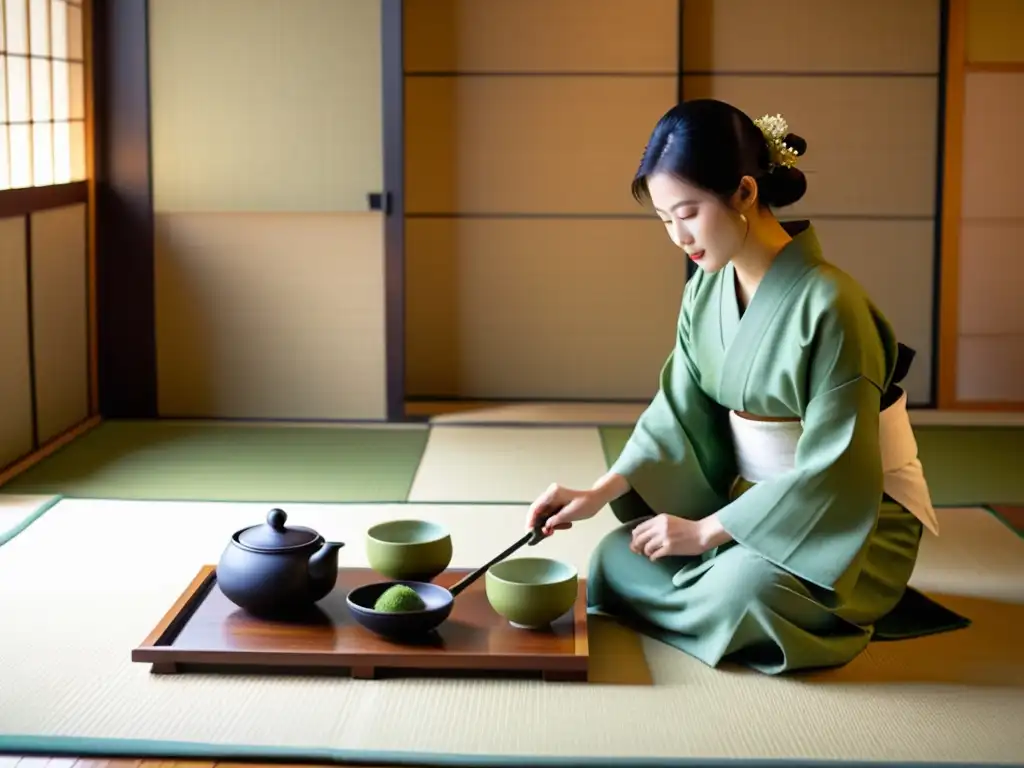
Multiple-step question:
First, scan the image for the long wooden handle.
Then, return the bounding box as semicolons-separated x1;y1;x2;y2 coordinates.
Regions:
448;530;534;597
448;514;550;597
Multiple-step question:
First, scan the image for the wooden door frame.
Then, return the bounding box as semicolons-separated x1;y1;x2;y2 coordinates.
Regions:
381;0;406;421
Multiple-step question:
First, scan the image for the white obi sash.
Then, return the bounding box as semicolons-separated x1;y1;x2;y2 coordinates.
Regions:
728;390;940;535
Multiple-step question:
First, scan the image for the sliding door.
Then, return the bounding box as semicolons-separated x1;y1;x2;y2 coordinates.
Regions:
149;0;388;420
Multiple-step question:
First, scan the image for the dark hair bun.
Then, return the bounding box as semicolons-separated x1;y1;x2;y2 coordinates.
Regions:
783;133;807;156
758;132;807;207
760;166;807;208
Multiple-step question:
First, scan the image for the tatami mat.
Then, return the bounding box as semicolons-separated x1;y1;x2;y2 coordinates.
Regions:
0;499;1021;766
424;401;646;425
5;417;1024;510
0;493;60;546
909;507;1024;602
407;425;610;502
0;420;429;502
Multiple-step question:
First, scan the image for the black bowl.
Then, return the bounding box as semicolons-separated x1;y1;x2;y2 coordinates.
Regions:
346;580;454;639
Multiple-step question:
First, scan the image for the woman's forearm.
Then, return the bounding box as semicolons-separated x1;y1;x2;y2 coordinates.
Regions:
588;471;631;507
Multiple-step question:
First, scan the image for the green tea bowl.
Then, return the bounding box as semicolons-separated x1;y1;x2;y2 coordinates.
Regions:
365;519;453;582
485;557;578;629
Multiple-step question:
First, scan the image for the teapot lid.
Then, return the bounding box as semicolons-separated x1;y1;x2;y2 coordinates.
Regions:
237;508;320;551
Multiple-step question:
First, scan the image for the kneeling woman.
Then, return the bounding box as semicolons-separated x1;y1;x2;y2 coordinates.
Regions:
526;99;967;675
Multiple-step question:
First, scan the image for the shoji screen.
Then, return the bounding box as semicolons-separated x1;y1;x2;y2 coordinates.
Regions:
682;0;941;405
148;0;388;420
954;0;1024;404
0;0;87;190
403;0;686;401
0;0;90;470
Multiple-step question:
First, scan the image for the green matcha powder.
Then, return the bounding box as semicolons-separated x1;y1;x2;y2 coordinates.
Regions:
374;584;427;612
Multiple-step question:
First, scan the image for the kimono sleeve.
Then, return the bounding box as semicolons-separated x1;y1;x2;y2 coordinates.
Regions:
714;285;899;591
608;276;735;522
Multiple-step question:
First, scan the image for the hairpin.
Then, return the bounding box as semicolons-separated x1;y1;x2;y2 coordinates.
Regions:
753;113;800;170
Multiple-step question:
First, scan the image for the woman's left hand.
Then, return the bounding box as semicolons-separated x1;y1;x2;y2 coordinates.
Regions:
630;513;728;560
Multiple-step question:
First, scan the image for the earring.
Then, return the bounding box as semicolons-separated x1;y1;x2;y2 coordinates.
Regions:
737;211;750;247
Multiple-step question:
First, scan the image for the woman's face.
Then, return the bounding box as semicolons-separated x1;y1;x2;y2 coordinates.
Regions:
646;172;745;274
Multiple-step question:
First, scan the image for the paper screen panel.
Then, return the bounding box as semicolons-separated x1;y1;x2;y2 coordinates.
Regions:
0;216;34;467
958;220;1024;338
4;0;28;54
957;335;1024;402
28;203;89;444
154;212;387;420
405;74;677;215
682;0;939;74
681;75;938;218
148;0;382;213
404;217;686;400
404;0;677;73
961;71;1024;221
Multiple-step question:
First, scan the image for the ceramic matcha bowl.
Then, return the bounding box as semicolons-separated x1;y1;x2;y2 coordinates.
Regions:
365;519;453;582
485;556;578;629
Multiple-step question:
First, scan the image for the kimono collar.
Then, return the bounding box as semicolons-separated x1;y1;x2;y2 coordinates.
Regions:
717;219;825;407
777;220;823;267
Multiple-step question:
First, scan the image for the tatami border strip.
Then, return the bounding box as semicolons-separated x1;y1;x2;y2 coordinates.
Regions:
982;505;1024;539
0;736;1019;768
0;495;64;547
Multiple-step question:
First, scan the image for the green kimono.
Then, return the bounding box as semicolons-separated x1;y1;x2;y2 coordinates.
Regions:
589;221;968;674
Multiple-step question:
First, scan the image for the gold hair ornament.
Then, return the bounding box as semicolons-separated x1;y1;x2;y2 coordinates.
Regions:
753;113;800;170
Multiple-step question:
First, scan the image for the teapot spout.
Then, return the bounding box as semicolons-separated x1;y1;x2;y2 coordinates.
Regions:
308;540;344;601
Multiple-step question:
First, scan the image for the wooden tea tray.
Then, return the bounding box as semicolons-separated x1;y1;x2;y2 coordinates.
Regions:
132;566;589;681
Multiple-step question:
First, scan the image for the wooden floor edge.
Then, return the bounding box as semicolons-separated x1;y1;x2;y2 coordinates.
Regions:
0;415;102;488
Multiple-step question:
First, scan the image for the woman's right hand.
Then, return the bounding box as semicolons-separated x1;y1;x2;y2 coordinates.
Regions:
526;483;603;536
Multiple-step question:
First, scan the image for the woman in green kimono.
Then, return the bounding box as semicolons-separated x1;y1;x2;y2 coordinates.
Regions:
526;99;967;675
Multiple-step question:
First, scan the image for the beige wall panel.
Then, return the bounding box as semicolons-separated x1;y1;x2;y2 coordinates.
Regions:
683;0;940;74
961;72;1024;220
0;217;33;468
956;335;1024;402
404;0;677;73
682;76;938;218
958;220;1024;337
966;0;1024;63
154;212;387;420
29;204;89;444
404;217;686;400
803;219;934;404
405;75;677;215
149;0;382;213
405;222;459;397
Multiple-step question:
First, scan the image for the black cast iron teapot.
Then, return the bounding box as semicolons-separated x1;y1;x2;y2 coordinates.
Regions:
216;508;345;617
